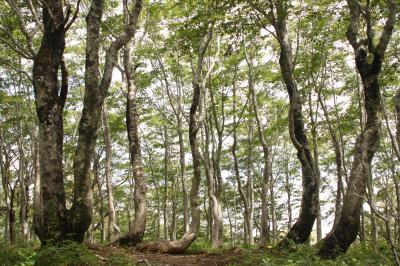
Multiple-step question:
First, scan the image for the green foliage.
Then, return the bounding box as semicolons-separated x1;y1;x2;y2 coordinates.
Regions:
243;242;397;266
0;244;36;266
34;242;98;266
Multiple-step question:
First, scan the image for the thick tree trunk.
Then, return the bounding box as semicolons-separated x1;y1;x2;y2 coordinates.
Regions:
102;104;120;242
270;2;318;245
71;0;143;242
318;0;396;258
32;0;68;244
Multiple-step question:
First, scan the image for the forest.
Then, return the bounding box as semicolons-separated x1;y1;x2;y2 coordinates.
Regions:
0;0;399;265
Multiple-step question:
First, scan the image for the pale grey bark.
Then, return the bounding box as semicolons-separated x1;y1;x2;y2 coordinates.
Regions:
232;80;253;245
102;103;120;242
245;49;270;246
317;92;344;227
18;122;29;242
137;26;213;254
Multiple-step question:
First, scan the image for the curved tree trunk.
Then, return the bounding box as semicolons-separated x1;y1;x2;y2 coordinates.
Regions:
137;28;213;253
318;0;397;258
71;0;143;242
117;27;147;246
269;2;319;245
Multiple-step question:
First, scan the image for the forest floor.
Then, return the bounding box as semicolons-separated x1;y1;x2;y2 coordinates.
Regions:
89;241;397;266
92;245;254;265
1;241;396;265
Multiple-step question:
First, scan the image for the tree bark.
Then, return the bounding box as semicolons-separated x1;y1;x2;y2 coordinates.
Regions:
117;27;147;246
18;123;29;242
318;0;397;258
32;126;42;242
0;128;11;244
137;27;212;253
93;152;106;243
269;2;319;245
32;0;68;243
232;82;252;245
208;84;225;248
317;93;344;227
102;103;120;242
71;0;143;242
245;49;270;247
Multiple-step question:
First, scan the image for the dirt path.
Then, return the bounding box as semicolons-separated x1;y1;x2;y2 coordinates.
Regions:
130;252;245;266
92;246;254;266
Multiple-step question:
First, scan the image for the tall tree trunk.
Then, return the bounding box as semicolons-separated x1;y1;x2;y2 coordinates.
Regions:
246;121;254;245
32;126;42;242
271;2;318;244
209;86;225;247
395;90;400;151
308;91;322;242
9;188;16;245
246;1;319;244
93;152;106;243
117;16;146;245
137;27;213;253
32;0;68;243
163;124;169;240
71;0;143;242
0;128;11;244
18;123;29;242
318;0;397;258
284;149;292;230
245;50;270;247
317;93;344;227
102;104;120;242
231;84;251;245
170;175;177;241
177;118;190;234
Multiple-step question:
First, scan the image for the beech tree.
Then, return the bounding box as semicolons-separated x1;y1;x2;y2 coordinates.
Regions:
1;0;400;264
318;0;397;258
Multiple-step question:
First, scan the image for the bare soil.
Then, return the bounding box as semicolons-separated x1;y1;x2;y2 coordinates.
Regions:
91;245;255;266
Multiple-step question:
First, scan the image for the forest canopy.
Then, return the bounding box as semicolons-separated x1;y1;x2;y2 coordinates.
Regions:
0;0;399;265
